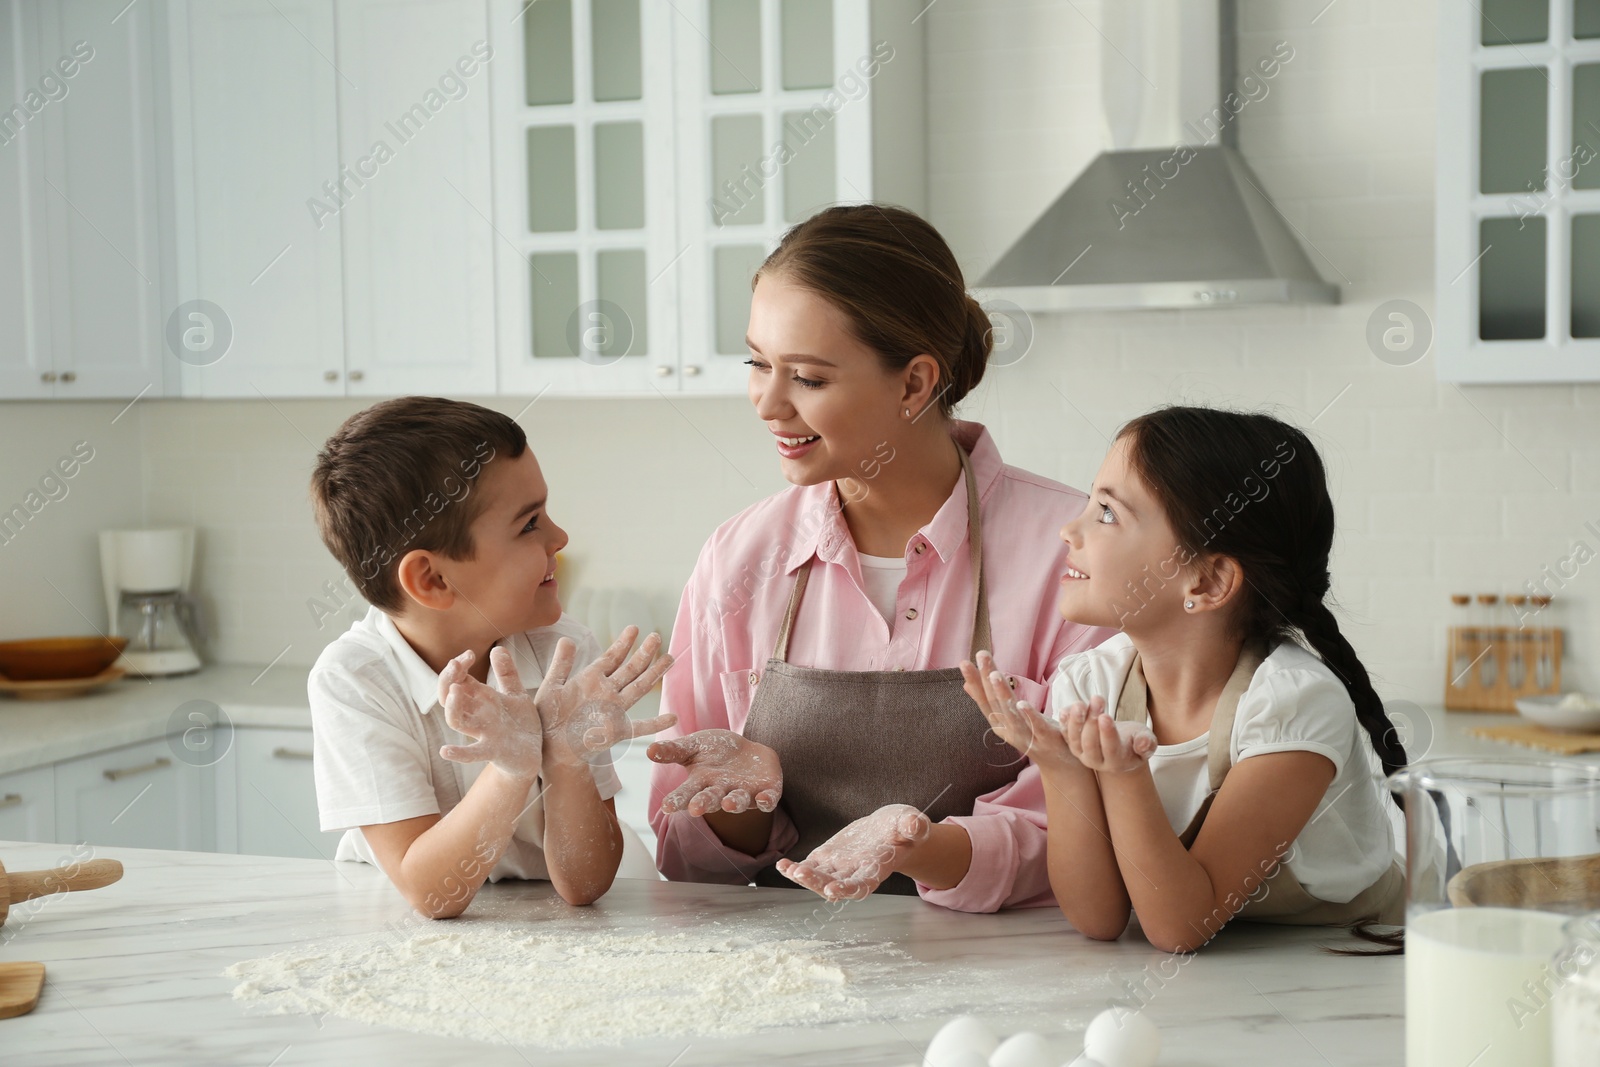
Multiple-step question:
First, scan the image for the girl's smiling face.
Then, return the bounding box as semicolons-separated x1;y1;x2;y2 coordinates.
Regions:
1057;435;1198;633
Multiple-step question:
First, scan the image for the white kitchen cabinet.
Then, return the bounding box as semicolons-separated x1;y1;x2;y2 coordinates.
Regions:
670;0;925;394
334;0;498;397
0;1;54;399
489;0;925;396
0;0;166;401
164;0;346;398
214;727;334;860
1436;1;1600;381
0;765;56;843
53;738;210;852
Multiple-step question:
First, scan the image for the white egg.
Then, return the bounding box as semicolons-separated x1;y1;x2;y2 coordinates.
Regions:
923;1014;1000;1067
989;1030;1054;1067
1082;1007;1161;1067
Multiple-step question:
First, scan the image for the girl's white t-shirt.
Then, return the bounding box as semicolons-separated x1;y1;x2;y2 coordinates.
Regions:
856;552;909;623
1047;631;1402;903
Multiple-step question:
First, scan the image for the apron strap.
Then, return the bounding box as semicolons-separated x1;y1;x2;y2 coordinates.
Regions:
1114;643;1266;846
772;440;989;664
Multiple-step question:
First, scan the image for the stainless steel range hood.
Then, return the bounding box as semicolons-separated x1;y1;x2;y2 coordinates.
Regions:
976;1;1339;312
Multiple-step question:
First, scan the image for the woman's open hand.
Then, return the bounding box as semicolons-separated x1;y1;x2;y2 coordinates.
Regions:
959;650;1077;774
776;803;930;901
647;729;782;816
1061;695;1158;774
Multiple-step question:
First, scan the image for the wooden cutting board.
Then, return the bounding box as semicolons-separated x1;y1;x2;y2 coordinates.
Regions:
0;961;44;1019
1469;722;1600;754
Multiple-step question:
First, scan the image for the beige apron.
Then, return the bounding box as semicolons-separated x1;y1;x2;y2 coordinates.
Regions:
742;446;1023;895
1113;645;1406;926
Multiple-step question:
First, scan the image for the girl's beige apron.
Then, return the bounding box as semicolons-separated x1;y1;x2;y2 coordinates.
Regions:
742;446;1021;894
1113;646;1405;925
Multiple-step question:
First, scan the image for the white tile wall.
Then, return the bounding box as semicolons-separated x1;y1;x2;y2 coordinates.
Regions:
4;0;1597;709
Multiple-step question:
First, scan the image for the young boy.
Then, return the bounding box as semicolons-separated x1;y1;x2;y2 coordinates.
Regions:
307;397;674;917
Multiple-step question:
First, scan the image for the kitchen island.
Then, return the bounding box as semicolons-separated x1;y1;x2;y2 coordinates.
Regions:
0;839;1404;1066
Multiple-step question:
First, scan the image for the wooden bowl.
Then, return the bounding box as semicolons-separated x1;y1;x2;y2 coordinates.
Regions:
0;636;128;681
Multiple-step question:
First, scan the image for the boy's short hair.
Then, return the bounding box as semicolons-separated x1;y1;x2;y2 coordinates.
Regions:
310;397;528;613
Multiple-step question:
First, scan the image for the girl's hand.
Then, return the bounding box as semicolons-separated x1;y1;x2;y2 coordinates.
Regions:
647;729;782;816
776;803;930;901
1062;696;1158;774
436;647;543;781
959;650;1078;773
535;626;677;764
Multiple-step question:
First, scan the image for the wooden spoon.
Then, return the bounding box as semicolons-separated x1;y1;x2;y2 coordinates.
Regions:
0;856;123;926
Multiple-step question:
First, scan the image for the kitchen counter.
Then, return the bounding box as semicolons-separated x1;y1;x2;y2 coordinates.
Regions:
0;664;313;776
0;839;1407;1066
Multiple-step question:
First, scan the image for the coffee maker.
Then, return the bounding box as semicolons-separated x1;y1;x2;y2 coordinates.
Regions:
99;528;203;676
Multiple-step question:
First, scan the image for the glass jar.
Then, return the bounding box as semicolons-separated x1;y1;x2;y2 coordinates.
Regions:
1390;758;1600;1067
1553;911;1600;1067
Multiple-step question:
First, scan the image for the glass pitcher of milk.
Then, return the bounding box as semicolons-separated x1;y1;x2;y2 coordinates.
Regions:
1389;758;1600;1067
1553;912;1600;1067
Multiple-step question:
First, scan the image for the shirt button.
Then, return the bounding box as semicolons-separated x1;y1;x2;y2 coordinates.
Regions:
913;543;925;555
894;666;906;672
905;608;918;620
748;671;759;685
1007;676;1017;689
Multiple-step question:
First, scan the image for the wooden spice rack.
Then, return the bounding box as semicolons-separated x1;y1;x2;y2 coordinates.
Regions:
1445;625;1564;712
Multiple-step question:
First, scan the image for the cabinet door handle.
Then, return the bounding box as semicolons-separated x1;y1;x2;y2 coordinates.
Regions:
682;364;701;376
103;756;171;782
60;371;76;382
0;793;22;809
324;370;339;382
272;747;314;761
654;365;673;376
41;371;57;383
347;370;364;382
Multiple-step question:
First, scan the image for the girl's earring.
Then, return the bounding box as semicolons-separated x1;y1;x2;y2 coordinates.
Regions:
1184;600;1195;610
904;408;912;418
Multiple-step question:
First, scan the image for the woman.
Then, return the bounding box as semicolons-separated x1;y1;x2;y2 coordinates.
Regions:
645;204;1114;910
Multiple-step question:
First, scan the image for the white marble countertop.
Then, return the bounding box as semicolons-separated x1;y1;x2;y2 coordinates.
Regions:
0;664;313;776
0;839;1409;1066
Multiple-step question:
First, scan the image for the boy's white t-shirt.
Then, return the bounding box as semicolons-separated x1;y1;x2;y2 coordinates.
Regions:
1047;632;1402;904
309;605;624;883
856;552;909;623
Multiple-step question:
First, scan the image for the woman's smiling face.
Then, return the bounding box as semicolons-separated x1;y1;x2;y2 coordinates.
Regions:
744;271;911;485
1057;435;1196;633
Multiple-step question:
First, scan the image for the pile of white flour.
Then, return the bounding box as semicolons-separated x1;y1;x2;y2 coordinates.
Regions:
227;918;917;1048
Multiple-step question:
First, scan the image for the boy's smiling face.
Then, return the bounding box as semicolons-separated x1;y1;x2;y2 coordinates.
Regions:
1056;435;1194;633
425;449;568;640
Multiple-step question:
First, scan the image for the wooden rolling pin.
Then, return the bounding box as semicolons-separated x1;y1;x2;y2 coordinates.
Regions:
0;856;123;926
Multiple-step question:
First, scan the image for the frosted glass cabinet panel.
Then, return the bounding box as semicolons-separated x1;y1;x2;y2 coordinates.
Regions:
493;0;926;395
493;0;674;394
673;0;927;394
1437;1;1600;380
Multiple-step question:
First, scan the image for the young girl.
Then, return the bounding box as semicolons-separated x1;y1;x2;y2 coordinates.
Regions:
961;406;1407;952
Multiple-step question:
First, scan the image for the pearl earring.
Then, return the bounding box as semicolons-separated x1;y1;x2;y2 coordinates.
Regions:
1185;600;1195;609
904;408;912;418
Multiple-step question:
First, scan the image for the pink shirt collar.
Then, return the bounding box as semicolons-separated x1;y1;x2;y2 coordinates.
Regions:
779;420;1000;574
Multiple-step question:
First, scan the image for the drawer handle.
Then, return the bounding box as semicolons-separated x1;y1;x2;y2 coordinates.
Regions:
103;756;171;782
0;792;22;809
272;747;314;761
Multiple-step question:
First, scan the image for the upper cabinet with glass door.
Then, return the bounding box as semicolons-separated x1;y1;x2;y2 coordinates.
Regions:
673;0;926;394
491;0;926;396
490;0;678;395
1437;0;1600;381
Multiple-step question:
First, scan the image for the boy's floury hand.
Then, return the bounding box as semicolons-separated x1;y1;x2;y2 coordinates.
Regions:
437;646;543;781
536;626;677;763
